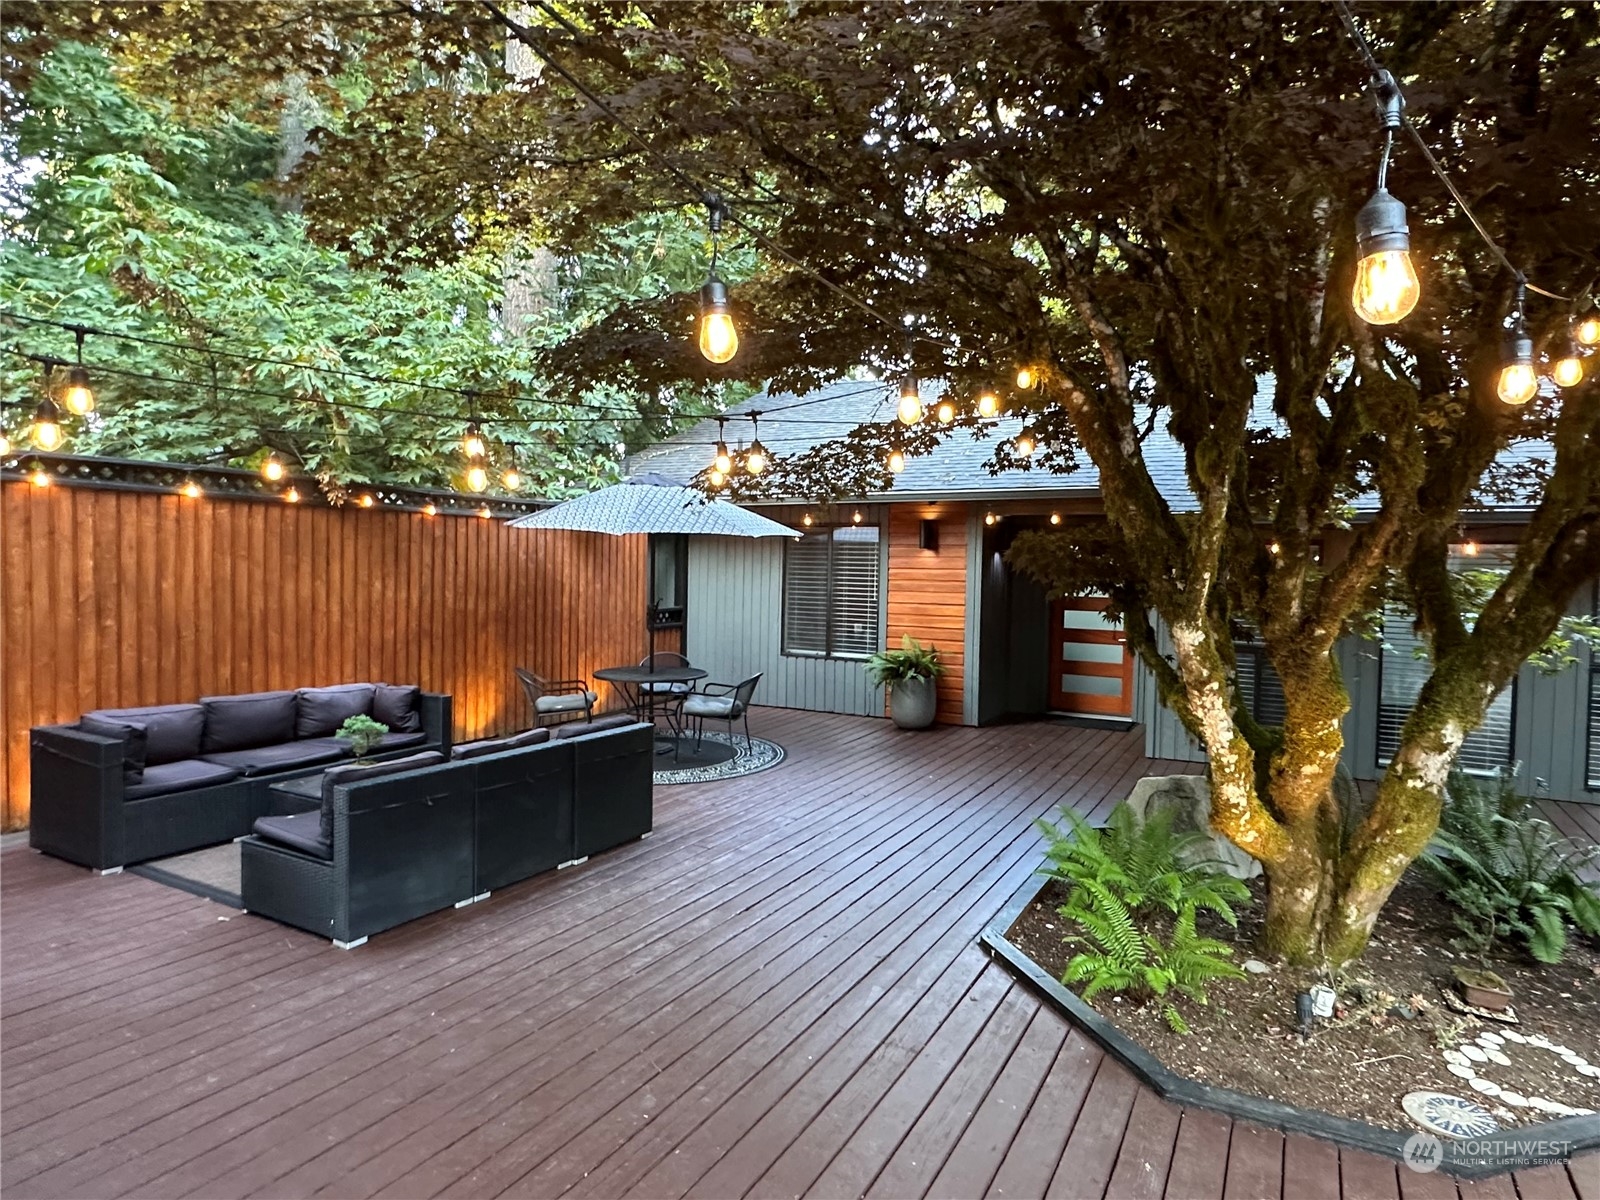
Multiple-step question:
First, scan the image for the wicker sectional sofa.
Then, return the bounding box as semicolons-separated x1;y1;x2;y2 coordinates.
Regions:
241;717;654;947
29;684;452;872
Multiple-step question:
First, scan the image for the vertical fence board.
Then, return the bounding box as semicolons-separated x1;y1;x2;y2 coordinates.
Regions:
0;481;648;829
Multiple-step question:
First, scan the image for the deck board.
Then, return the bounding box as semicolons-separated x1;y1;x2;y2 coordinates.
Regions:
2;710;1596;1199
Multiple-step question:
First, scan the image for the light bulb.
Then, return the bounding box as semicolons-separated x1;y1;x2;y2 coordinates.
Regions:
852;509;863;524
285;487;301;504
463;424;486;459
1497;362;1538;405
262;453;285;482
62;366;94;416
478;506;491;519
31;399;63;451
802;513;813;527
888;450;906;474
423;502;437;516
503;467;522;490
935;400;956;423
1050;512;1061;525
32;468;50;488
1267;541;1281;555
977;393;999;418
0;431;10;456
1014;431;1036;458
360;493;376;508
745;442;768;475
1016;367;1035;390
897;375;922;426
698;278;738;363
984;512;996;526
1553;354;1584;389
1351;189;1419;325
708;467;726;489
1576;316;1600;347
714;442;733;474
466;465;488;492
1462;539;1479;556
181;479;201;499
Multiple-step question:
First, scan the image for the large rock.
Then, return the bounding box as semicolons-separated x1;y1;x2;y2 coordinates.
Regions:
1122;775;1263;880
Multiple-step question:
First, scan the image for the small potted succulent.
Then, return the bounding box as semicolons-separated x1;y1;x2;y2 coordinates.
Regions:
337;714;390;763
1452;965;1514;1012
865;634;946;730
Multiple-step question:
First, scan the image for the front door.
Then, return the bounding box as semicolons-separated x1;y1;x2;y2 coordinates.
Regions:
1048;596;1134;717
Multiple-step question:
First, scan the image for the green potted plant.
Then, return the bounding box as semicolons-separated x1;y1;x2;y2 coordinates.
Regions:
337;714;389;763
865;634;946;730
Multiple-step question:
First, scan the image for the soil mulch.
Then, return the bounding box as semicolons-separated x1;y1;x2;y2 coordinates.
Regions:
1005;870;1600;1132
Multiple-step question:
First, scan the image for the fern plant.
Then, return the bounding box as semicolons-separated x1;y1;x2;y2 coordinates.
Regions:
1422;769;1600;965
1040;801;1249;1031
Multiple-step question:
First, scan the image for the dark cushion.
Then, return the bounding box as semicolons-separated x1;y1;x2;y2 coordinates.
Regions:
552;714;639;740
80;716;148;786
200;692;297;754
372;684;423;733
450;728;551;761
199;741;347;777
125;759;241;801
85;704;204;767
252;812;331;860
377;730;428;751
319;750;448;842
295;684;375;738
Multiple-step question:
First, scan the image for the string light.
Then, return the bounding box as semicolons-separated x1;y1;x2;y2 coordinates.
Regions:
698;196;738;363
462;421;487;460
1577;313;1600;347
1050;512;1061;525
1462;536;1480;556
502;444;522;490
745;414;768;474
977;393;999;419
935;399;956;423
1351;73;1419;326
31;466;49;488
1014;430;1036;458
851;508;863;524
984;512;997;526
478;505;492;519
62;328;94;415
1551;330;1585;389
180;478;202;499
712;417;733;474
1015;367;1035;390
801;512;813;527
31;396;63;451
359;493;376;508
897;375;923;426
708;467;726;489
466;464;489;492
422;502;437;516
1267;540;1282;555
261;452;285;482
1497;283;1538;406
285;486;301;503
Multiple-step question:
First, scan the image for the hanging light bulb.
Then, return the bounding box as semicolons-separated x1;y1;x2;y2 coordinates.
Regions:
62;328;94;415
744;414;768;474
708;467;727;489
935;399;956;423
1015;367;1035;390
478;506;492;519
802;512;814;527
31;397;63;451
698;197;739;363
32;466;50;488
285;487;301;504
1351;74;1420;325
977;393;999;418
1050;512;1062;525
261;452;285;482
1014;429;1036;458
852;509;863;524
1497;286;1538;406
713;418;733;474
984;512;997;526
503;466;522;490
1462;537;1480;556
887;449;906;474
462;422;486;460
180;478;202;499
1576;313;1600;347
360;493;376;508
1551;332;1585;389
466;464;489;492
897;375;923;426
422;502;438;517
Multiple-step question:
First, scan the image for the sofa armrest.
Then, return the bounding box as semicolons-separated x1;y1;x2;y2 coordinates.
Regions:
29;724;126;870
419;692;453;756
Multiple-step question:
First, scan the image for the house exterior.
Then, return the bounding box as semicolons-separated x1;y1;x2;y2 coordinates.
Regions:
628;378;1598;807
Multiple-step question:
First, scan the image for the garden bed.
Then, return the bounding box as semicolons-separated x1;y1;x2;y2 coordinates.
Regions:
988;868;1600;1170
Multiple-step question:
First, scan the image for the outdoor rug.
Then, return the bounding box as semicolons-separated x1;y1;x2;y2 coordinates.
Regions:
653;731;785;785
129;842;243;908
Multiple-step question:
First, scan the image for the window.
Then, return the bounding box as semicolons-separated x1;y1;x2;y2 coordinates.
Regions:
649;534;687;628
783;525;881;657
1377;547;1515;773
1233;643;1287;727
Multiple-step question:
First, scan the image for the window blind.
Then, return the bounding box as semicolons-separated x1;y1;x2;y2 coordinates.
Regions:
782;526;881;658
1233;643;1288;727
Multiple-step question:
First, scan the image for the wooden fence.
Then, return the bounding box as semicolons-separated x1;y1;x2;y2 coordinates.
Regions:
0;479;648;830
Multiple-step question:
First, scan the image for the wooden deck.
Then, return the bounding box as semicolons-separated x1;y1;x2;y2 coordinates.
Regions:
2;711;1596;1200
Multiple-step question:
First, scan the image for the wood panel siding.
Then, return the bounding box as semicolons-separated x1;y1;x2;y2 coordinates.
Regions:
887;504;969;725
0;480;648;830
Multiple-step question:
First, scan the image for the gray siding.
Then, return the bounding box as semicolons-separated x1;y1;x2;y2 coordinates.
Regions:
683;504;889;718
1137;586;1598;804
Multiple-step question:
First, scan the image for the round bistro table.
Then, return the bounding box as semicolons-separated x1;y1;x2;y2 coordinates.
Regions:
593;664;709;752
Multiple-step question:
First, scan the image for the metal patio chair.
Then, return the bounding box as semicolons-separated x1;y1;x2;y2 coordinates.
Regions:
679;673;763;753
637;651;694;734
515;667;596;727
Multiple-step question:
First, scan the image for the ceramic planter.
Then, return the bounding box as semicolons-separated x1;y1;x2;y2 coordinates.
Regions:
890;675;938;730
1453;966;1514;1012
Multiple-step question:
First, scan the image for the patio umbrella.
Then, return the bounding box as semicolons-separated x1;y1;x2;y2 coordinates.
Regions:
506;473;799;538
